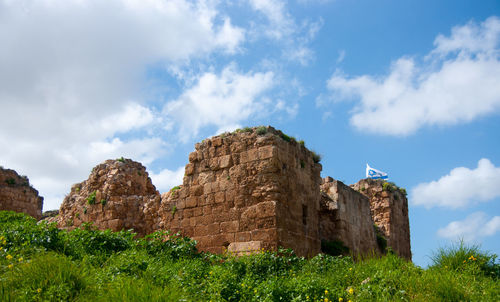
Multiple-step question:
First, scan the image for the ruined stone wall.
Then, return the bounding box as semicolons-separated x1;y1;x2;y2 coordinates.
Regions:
47;126;411;260
0;167;43;219
352;179;411;260
159;127;322;256
57;159;161;235
319;177;378;256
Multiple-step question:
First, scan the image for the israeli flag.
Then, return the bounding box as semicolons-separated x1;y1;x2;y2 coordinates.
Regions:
366;164;388;179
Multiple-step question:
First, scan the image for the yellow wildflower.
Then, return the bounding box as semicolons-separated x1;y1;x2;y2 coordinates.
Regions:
325;289;329;295
6;254;13;260
324;298;329;302
306;296;309;300
18;257;23;262
37;288;42;293
348;300;352;302
339;298;343;302
463;260;466;263
349;267;352;271
348;288;354;295
8;264;13;269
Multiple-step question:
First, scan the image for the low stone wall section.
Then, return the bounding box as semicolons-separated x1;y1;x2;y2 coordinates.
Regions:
0;167;43;219
57;159;161;235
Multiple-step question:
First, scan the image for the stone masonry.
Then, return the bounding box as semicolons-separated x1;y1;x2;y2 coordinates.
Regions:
57;159;161;236
158;127;322;257
351;179;411;259
319;177;378;256
0;167;43;219
50;126;411;259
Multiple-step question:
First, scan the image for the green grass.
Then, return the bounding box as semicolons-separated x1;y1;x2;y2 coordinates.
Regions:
0;211;498;301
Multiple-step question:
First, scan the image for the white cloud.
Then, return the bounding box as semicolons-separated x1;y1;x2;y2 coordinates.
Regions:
336;50;346;64
150;166;185;192
437;212;500;242
163;64;275;140
247;0;321;65
248;0;293;40
412;158;500;209
0;0;245;210
324;16;500;135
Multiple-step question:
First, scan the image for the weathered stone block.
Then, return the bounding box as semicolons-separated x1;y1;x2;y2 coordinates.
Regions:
228;241;262;255
219;155;233;169
221;221;239;233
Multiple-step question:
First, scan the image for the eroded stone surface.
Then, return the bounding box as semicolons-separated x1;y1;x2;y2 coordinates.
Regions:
320;178;378;256
351;179;411;260
0;167;43;219
50;126;411;260
57;159;161;235
159;126;322;257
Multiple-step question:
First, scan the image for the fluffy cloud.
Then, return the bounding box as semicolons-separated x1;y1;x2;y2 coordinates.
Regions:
248;0;294;40
0;0;244;210
164;65;275;140
437;212;500;242
324;16;500;135
247;0;321;65
411;158;500;209
150;167;185;192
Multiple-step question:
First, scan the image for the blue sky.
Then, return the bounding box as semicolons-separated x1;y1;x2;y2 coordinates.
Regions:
1;0;499;267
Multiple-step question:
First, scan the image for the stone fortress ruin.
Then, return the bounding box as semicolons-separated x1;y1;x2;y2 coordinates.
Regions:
0;167;43;220
1;126;411;260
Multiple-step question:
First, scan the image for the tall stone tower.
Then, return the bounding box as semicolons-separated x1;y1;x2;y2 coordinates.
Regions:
160;126;323;256
352;179;412;260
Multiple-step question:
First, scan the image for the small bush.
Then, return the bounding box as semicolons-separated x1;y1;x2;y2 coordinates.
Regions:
140;230;198;260
280;132;292;142
117;157;126;163
86;191;96;205
65;227;135;258
256;126;267;135
298;140;305;147
100;199;107;206
311;151;322;163
240;127;253;133
431;240;500;278
300;160;305;169
170;186;181;197
5;178;15;186
382;182;395;192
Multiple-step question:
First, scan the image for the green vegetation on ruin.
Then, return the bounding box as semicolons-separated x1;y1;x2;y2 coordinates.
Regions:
230;126;322;164
0;211;498;301
86;191;96;205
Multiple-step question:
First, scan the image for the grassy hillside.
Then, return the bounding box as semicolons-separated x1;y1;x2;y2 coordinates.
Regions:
0;211;498;301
